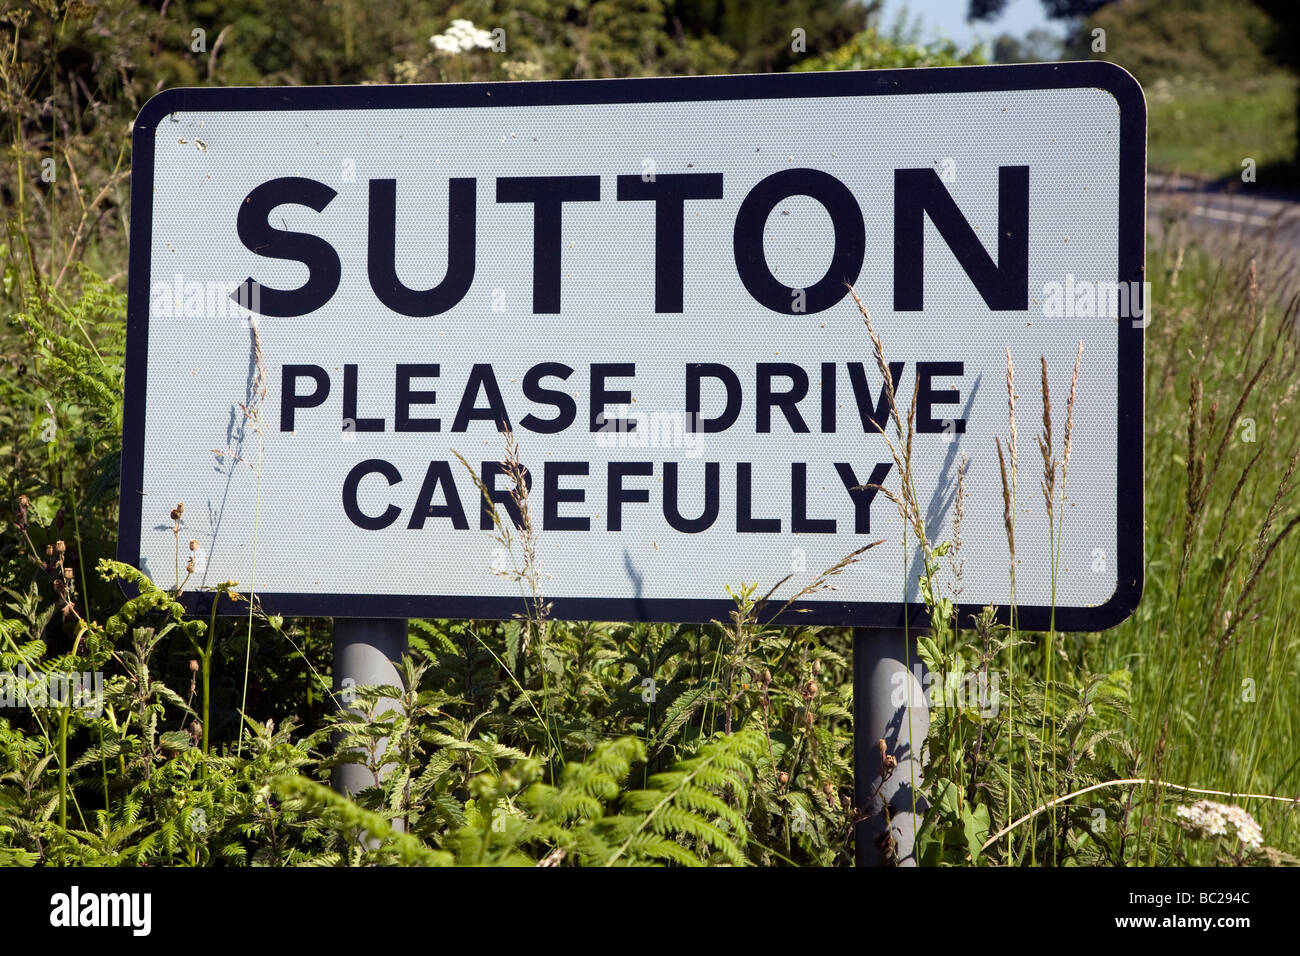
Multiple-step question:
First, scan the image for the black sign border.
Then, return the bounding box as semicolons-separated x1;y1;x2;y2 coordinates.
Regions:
120;60;1146;630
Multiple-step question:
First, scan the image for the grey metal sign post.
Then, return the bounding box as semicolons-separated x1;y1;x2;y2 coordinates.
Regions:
332;617;408;799
854;627;930;866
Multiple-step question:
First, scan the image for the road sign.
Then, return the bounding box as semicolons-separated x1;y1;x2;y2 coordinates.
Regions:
120;62;1145;628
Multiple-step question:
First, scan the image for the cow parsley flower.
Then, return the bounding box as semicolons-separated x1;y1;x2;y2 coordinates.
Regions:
1175;799;1264;850
430;19;494;55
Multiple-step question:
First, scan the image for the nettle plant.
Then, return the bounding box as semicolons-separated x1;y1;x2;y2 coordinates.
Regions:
8;564;878;867
0;548;791;866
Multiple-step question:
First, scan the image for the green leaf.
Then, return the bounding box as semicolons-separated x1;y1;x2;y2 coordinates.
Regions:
158;731;192;753
962;803;990;863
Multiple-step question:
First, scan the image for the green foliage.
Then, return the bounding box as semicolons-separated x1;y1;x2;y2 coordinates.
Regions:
0;550;857;865
1082;0;1299;185
795;25;987;73
1081;0;1282;83
1144;73;1296;184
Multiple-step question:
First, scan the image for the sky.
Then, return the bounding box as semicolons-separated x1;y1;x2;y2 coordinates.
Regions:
876;0;1067;49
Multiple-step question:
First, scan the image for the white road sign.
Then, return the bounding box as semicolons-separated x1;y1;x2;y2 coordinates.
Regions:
120;63;1145;628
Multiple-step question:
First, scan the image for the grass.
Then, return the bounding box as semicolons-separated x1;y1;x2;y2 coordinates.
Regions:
1146;72;1298;186
1104;232;1300;861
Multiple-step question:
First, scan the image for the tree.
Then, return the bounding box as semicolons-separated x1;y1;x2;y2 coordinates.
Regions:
991;28;1065;64
1253;1;1300;173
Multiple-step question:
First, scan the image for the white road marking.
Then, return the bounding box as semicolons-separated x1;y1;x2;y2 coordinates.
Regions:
1189;204;1279;228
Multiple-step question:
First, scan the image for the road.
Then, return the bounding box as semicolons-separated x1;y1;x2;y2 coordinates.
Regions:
1150;173;1300;246
1147;172;1300;302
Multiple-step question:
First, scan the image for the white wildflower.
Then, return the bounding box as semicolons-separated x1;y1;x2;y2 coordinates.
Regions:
1220;803;1264;849
430;19;494;55
393;60;419;84
1175;800;1264;850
